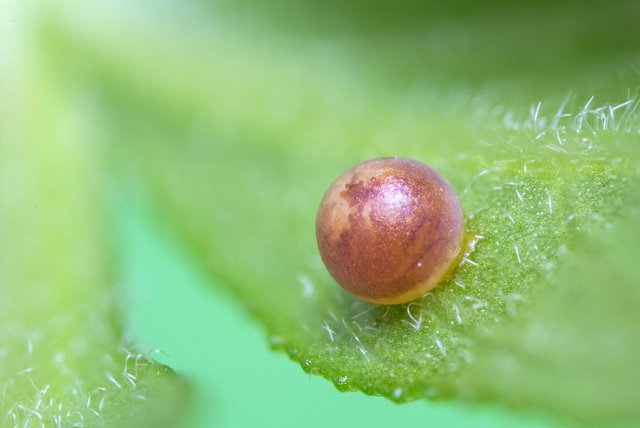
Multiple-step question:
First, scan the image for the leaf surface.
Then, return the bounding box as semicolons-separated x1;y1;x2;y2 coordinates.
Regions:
0;5;187;426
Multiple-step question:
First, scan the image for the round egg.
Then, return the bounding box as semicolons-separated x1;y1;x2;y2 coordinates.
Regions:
316;157;464;304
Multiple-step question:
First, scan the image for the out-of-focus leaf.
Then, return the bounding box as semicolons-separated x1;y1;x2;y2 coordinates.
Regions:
0;4;187;426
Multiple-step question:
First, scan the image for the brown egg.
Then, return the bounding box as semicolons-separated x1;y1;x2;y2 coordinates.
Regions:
316;157;464;304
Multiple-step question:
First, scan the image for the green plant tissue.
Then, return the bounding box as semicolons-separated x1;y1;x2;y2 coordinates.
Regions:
0;5;187;426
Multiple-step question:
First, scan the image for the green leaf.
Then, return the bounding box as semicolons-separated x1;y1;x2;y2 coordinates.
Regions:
454;200;640;426
124;100;639;423
0;6;187;426
36;0;640;423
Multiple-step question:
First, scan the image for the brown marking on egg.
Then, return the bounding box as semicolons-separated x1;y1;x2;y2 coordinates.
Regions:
316;157;464;304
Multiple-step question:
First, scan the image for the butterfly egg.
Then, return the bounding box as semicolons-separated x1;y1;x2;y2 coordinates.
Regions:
316;157;464;305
